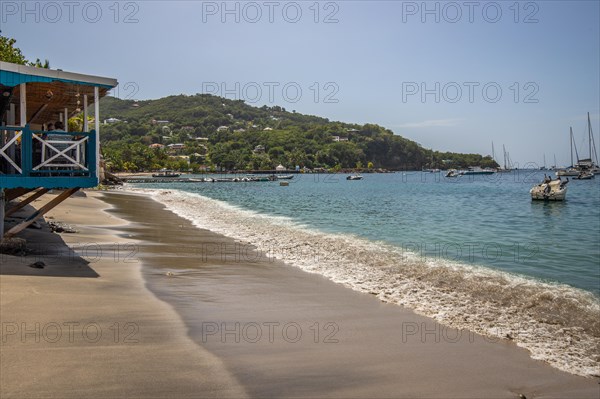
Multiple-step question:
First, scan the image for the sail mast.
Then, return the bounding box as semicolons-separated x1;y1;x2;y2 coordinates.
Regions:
543;153;546;169
589;112;592;159
569;127;574;167
588;112;599;165
571;126;581;166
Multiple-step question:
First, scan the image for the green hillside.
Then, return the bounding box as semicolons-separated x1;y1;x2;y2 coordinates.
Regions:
98;95;497;172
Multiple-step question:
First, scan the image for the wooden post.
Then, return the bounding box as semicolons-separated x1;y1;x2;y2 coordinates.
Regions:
94;86;100;180
83;95;89;132
3;188;79;239
8;104;15;125
19;83;26;126
0;189;5;238
64;108;69;132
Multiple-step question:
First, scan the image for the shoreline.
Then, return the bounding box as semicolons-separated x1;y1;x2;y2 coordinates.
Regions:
127;185;600;379
0;190;247;398
1;189;598;397
100;190;598;397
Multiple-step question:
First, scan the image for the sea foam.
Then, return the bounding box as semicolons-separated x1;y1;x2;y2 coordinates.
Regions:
133;187;600;377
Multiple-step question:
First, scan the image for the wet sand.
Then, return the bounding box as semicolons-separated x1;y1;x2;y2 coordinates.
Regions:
0;191;246;398
99;191;599;398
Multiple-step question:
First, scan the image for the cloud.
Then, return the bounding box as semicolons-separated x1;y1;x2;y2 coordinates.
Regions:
394;118;465;129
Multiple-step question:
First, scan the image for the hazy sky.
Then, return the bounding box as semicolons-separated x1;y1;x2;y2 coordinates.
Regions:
2;0;599;167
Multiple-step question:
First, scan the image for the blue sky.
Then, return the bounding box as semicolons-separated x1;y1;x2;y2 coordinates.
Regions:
2;0;599;166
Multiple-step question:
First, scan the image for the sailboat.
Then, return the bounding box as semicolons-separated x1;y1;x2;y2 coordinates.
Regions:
539;154;548;170
556;128;581;176
574;112;599;175
496;145;512;172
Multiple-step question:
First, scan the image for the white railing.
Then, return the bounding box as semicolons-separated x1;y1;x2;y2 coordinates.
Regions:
0;129;22;174
32;134;89;171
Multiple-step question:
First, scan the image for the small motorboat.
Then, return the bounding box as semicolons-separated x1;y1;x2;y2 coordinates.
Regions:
556;168;580;177
346;174;363;180
530;177;568;201
152;169;181;178
461;166;495;175
445;169;459;178
575;171;594;180
276;174;294;180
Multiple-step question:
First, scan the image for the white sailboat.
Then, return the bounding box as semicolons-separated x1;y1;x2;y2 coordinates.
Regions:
575;112;599;175
556;128;581;176
496;145;512;172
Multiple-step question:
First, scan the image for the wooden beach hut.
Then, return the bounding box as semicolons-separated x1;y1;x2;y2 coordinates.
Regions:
0;61;118;239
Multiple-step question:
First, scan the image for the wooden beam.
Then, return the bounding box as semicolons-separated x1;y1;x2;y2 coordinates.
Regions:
5;188;49;217
29;104;48;124
5;188;35;202
3;188;79;239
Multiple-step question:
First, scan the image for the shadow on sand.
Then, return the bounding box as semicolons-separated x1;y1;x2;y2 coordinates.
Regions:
1;204;99;278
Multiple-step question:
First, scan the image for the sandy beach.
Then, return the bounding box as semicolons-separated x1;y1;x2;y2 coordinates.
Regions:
1;190;598;398
0;191;246;398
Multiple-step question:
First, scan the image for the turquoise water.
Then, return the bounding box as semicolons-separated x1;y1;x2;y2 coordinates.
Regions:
130;170;600;376
136;170;600;295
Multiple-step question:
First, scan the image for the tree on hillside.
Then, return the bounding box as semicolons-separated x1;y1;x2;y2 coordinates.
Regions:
0;34;50;68
0;35;27;64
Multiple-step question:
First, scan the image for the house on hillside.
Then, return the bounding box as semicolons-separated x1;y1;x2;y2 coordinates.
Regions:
332;136;349;142
104;117;123;124
167;143;185;152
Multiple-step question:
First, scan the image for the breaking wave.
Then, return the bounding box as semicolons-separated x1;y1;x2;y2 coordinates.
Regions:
134;187;600;378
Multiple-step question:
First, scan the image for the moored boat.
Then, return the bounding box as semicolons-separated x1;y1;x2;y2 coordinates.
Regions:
556;168;580;177
575;171;595;180
461;166;495;175
530;176;568;201
346;174;363;180
152;169;181;178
